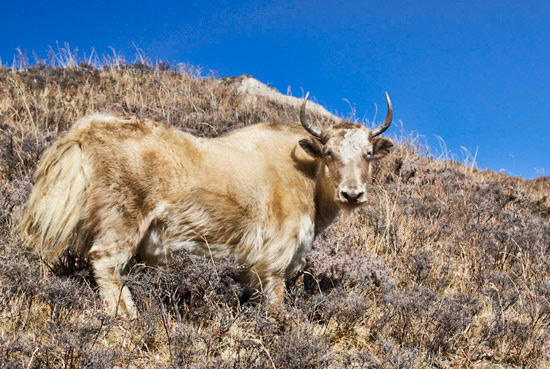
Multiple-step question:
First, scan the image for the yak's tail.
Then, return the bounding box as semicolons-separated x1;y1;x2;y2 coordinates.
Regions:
20;123;92;261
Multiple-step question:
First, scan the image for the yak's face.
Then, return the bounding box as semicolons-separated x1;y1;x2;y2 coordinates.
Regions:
298;92;394;208
300;123;393;208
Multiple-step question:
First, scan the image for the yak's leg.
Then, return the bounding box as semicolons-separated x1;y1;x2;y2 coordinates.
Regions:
247;265;287;312
261;275;290;319
264;276;286;306
88;242;136;319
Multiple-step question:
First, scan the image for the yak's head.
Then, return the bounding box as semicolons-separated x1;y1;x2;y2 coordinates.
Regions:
299;92;394;208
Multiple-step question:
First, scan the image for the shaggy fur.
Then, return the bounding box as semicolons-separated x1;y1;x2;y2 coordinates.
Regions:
20;111;393;318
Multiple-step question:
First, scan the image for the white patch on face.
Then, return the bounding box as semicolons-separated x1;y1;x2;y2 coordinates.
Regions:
338;129;369;163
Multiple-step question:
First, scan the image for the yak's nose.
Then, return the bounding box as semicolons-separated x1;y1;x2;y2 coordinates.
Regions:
339;189;364;203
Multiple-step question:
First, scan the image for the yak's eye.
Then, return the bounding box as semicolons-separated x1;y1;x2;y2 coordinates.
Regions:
325;149;334;158
365;150;374;158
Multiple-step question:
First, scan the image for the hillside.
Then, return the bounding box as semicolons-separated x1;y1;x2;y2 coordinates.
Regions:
1;62;549;369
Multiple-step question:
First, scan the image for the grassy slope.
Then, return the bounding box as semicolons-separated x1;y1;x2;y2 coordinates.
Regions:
0;63;549;369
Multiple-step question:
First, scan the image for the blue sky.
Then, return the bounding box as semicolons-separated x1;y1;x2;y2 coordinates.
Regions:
2;1;548;178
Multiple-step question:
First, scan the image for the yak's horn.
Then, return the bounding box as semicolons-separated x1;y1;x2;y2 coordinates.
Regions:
371;92;393;137
300;92;322;138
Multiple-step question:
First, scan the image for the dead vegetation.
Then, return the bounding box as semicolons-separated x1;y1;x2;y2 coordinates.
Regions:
0;54;549;368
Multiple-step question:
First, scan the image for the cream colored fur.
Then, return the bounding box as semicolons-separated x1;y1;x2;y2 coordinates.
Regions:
20;112;393;318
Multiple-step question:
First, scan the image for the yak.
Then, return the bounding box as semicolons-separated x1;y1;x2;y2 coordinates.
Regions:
20;93;394;318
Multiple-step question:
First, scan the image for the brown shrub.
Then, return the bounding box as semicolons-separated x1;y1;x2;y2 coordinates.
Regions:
1;59;548;368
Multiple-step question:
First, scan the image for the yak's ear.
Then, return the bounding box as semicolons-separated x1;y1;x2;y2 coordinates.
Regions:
371;137;394;159
299;138;323;158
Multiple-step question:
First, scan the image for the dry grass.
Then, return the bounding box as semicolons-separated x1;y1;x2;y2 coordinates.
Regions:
1;54;549;368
